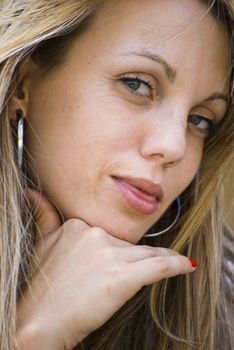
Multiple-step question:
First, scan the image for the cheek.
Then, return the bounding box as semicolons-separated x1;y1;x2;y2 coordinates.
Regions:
26;85;128;193
165;138;203;202
178;141;203;190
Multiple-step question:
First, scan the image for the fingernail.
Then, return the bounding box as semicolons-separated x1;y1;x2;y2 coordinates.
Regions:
189;258;197;268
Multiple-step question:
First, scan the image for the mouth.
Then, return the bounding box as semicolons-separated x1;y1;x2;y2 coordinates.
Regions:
111;175;163;215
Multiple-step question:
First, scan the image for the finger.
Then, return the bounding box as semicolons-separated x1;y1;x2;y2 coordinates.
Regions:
24;188;62;239
127;255;196;286
113;245;179;263
85;227;132;248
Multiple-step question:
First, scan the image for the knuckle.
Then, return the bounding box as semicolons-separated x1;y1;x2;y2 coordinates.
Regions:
64;218;84;231
89;226;107;240
166;248;180;256
63;219;89;243
157;257;170;275
142;246;157;257
142;245;154;252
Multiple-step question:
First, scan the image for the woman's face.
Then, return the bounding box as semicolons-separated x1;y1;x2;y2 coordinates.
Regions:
23;0;229;243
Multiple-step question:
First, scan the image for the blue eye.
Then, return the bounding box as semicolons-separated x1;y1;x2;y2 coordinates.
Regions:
120;76;152;97
188;115;219;135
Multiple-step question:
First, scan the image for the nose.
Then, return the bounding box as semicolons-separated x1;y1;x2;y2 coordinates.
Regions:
139;111;187;167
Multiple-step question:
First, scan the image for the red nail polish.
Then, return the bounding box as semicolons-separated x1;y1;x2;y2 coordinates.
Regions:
189;258;197;267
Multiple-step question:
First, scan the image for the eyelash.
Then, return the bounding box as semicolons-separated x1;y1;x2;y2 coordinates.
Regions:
188;115;220;136
120;75;220;136
120;75;156;99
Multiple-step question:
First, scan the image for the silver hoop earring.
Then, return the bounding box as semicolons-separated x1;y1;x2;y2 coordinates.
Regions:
143;197;181;238
16;109;25;169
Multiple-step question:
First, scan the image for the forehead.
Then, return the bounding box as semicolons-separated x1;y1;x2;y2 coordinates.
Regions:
75;0;230;94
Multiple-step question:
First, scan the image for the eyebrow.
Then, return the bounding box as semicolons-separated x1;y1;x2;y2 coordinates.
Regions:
122;49;177;83
203;92;228;104
121;49;228;104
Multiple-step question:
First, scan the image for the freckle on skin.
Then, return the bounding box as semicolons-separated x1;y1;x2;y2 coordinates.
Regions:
26;0;229;240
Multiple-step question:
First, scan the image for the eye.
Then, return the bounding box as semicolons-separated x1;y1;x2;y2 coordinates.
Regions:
120;76;154;99
188;114;219;136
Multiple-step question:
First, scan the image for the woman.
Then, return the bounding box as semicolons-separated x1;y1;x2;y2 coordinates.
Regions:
0;0;233;349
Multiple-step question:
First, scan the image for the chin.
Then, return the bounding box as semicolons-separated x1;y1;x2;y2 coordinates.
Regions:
71;210;147;244
105;224;143;244
58;197;153;244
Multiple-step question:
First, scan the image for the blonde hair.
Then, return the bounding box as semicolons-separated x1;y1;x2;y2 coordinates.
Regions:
0;1;233;349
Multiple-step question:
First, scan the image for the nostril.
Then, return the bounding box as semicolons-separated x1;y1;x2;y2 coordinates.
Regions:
163;159;181;168
139;124;186;164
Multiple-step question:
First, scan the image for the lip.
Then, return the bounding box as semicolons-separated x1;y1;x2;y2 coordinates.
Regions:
111;175;163;215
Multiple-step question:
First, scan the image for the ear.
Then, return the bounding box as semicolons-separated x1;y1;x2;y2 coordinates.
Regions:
8;58;39;120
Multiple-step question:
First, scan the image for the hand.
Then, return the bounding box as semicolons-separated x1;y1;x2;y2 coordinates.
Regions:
16;189;196;350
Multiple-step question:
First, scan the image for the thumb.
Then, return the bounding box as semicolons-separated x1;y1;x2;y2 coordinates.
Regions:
24;188;62;239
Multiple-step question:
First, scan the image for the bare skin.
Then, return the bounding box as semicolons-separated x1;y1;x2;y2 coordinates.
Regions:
13;0;229;349
16;190;195;350
10;0;229;243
